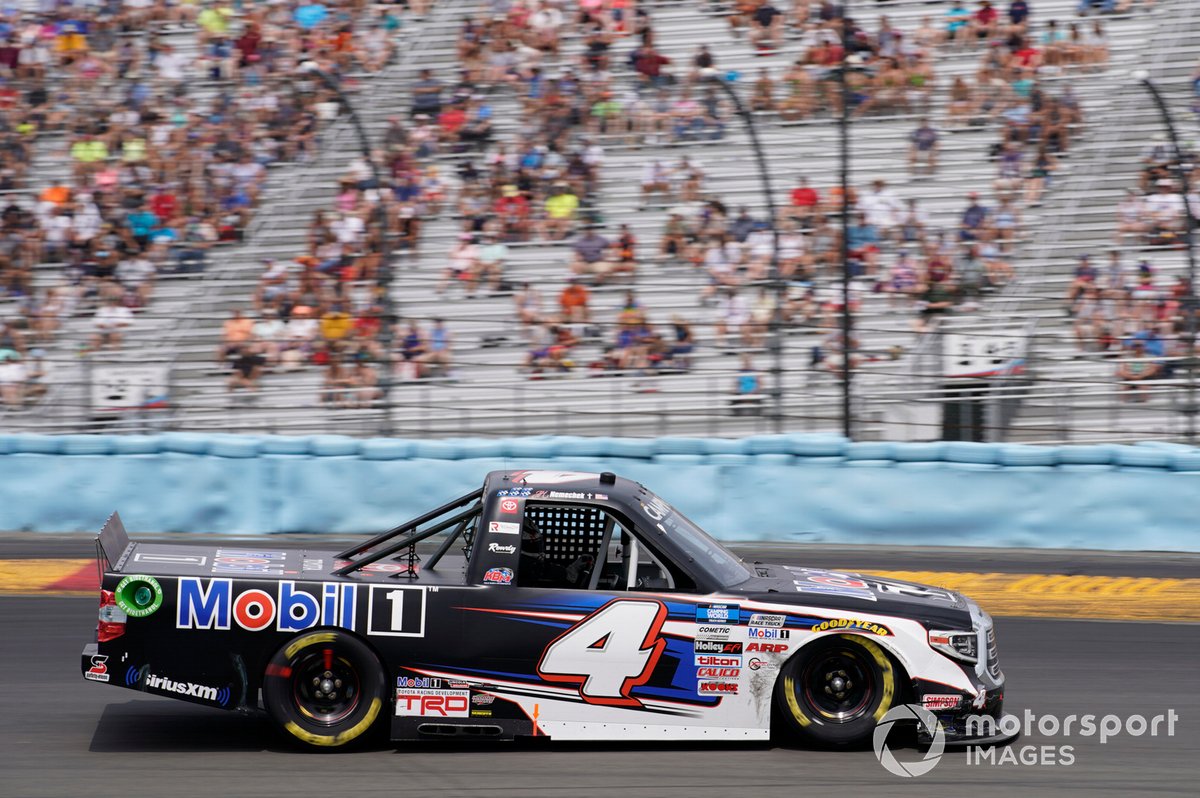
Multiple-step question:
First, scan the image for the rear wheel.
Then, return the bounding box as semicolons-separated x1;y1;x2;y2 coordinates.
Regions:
775;635;898;746
263;630;385;749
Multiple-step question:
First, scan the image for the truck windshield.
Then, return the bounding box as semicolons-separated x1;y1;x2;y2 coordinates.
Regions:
639;493;751;587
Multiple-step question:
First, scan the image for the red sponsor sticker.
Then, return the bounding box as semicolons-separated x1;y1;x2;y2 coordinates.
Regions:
499;498;520;514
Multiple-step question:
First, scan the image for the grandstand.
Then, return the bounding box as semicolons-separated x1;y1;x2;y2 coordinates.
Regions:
1;0;1196;444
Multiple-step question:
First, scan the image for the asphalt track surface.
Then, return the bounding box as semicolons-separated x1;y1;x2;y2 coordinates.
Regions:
1;539;1198;797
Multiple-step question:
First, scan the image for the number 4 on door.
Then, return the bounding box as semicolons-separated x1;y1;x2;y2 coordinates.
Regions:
536;599;668;707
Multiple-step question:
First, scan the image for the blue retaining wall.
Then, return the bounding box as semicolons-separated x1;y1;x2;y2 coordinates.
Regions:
2;433;1199;551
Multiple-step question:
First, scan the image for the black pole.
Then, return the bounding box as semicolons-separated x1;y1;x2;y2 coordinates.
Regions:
1140;77;1197;443
305;65;396;436
707;72;784;432
838;6;853;439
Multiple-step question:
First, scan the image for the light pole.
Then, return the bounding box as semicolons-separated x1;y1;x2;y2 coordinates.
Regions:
299;61;396;435
1134;70;1198;443
701;68;784;433
837;4;853;440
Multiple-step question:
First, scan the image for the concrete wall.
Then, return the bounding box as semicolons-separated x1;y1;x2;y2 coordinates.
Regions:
2;433;1198;551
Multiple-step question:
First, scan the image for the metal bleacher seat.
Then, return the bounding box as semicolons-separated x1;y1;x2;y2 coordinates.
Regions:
13;0;1199;443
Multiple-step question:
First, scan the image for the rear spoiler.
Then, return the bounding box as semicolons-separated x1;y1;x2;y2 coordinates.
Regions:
97;512;133;572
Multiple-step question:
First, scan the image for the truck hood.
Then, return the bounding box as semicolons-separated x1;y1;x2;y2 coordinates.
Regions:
730;563;974;628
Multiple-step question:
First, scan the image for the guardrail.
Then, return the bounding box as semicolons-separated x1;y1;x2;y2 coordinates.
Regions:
2;432;1199;551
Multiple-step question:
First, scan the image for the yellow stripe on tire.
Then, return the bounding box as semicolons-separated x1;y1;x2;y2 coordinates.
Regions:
284;631;338;661
284;697;382;748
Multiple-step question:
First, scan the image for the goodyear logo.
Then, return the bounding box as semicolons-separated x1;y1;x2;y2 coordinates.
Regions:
812;618;892;636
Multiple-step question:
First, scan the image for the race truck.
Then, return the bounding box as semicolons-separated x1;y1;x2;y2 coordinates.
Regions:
82;469;1015;749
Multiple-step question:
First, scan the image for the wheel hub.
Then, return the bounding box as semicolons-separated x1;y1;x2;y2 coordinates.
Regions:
800;648;875;723
292;652;360;725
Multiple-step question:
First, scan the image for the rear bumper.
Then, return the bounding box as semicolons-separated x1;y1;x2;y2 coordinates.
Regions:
81;643;111;683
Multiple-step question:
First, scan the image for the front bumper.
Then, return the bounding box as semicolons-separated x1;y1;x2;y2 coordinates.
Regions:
915;656;1015;746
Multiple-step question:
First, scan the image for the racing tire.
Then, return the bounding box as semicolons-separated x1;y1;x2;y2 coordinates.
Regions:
775;634;899;747
263;630;386;750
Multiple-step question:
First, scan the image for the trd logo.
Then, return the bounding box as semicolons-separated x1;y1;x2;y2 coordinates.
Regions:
395;689;470;718
746;642;788;653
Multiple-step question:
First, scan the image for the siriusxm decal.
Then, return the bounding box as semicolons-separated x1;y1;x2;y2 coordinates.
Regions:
176;578;357;632
695;604;740;625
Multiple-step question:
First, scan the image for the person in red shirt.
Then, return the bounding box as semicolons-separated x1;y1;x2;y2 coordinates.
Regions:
236;22;262;69
789;176;820;226
438;104;467;142
1011;37;1041;69
494;185;531;240
972;1;999;40
149;187;178;221
352;306;382;340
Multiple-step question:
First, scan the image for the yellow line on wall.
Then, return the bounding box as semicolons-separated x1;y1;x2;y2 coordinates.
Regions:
0;559;95;594
870;571;1200;623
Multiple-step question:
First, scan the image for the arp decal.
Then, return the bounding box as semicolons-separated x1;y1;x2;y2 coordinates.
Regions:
537;598;667;708
746;642;789;653
176;579;357;632
365;585;427;637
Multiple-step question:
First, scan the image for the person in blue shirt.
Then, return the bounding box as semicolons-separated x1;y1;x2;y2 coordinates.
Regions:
960;193;990;242
126;207;159;249
1009;0;1031;29
945;2;971;45
846;213;880;276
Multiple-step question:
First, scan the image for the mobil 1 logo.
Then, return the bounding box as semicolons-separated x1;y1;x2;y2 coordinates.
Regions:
366;585;427;637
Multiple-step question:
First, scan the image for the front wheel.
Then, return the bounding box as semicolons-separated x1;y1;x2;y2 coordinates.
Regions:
263;630;385;749
775;634;898;746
